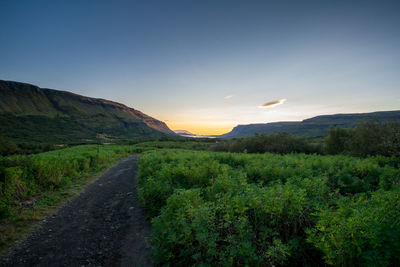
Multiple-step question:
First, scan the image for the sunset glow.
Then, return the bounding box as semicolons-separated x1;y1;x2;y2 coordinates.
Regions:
1;1;399;135
167;122;234;136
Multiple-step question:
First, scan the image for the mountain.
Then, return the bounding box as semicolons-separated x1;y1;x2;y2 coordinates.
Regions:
173;130;218;139
173;130;194;136
220;110;400;138
0;80;175;143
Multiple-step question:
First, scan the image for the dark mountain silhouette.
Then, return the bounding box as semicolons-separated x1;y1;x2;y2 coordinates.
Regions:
220;110;400;138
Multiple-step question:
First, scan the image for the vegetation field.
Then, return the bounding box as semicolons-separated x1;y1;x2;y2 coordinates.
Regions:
133;140;214;150
0;144;144;254
1;137;399;265
0;140;213;255
138;149;400;266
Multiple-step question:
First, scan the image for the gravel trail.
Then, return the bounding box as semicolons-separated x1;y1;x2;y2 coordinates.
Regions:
1;155;152;267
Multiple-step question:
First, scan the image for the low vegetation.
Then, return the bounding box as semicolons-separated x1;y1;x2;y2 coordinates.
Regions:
0;144;147;254
325;120;400;157
138;149;400;266
0;145;144;219
134;140;214;150
0;136;17;157
0;141;209;221
1;120;399;265
0;140;212;256
211;120;400;157
211;132;322;154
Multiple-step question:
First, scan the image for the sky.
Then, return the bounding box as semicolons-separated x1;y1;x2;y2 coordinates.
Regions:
1;0;400;135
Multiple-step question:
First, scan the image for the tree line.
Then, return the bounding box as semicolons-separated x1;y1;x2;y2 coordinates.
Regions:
211;120;400;157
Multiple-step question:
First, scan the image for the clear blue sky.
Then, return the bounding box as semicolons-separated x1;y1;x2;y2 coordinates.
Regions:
1;0;399;134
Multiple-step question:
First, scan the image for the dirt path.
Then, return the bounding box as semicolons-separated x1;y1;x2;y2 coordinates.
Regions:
1;155;152;267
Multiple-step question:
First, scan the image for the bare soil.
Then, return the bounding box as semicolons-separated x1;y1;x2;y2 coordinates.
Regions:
1;155;152;267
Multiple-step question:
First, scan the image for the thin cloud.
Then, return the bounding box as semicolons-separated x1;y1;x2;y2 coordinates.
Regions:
224;95;233;99
259;98;287;108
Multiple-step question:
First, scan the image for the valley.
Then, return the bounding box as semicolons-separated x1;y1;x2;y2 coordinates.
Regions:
0;81;399;266
2;1;400;266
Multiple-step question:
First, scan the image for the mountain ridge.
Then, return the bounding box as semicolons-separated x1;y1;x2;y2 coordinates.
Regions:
220;110;400;138
0;80;175;143
173;130;194;135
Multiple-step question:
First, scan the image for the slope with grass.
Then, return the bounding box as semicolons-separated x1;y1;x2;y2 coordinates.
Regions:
0;80;175;144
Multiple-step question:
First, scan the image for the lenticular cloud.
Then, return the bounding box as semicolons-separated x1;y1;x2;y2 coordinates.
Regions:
259;99;287;108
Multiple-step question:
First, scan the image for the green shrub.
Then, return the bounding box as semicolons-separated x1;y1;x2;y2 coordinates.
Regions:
325;120;400;157
211;132;322;154
151;184;305;266
138;149;399;266
325;126;351;154
0;145;138;221
308;188;400;266
0;135;17;156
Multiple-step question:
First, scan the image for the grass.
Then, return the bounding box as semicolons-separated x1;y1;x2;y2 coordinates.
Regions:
0;140;210;257
0;145;138;257
0;164;114;257
135;140;214;150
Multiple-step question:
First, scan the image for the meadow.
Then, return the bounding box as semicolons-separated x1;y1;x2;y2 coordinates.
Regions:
1;138;399;265
0;140;213;255
138;149;400;266
0;144;148;254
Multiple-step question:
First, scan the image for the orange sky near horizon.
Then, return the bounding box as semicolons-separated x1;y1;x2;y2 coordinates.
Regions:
2;1;400;137
167;122;234;135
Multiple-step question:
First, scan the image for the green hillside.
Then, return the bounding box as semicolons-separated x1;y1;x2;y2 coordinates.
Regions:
0;80;175;144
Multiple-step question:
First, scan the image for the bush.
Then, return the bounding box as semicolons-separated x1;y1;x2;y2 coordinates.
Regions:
308;188;400;266
325;126;351;154
0;136;17;156
138;149;399;266
325;120;400;157
151;182;311;266
0;145;138;221
211;132;322;154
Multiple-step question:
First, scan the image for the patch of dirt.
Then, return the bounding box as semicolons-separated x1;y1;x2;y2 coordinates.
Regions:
1;155;152;267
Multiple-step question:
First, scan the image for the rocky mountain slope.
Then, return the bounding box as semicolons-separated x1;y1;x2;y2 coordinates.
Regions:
0;80;175;143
